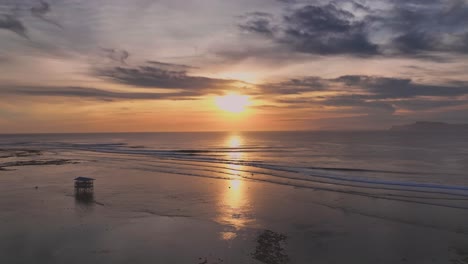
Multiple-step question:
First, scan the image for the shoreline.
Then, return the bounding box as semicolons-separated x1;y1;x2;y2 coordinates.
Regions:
1;147;468;263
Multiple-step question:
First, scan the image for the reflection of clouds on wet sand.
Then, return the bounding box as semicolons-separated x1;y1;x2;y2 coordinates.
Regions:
220;231;237;241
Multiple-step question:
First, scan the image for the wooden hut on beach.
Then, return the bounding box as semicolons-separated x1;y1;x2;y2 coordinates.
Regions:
74;177;94;189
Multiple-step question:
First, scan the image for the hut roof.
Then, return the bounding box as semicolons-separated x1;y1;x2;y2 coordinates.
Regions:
74;177;95;181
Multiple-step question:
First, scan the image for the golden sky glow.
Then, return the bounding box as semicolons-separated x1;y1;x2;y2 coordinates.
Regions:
1;0;468;133
214;93;251;114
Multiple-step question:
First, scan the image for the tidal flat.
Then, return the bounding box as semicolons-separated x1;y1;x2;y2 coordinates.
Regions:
1;146;468;263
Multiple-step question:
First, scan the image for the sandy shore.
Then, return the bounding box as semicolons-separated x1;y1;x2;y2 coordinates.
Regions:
1;149;468;263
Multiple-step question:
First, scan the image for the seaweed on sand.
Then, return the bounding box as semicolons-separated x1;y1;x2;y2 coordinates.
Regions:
252;230;289;264
0;159;78;170
0;149;42;158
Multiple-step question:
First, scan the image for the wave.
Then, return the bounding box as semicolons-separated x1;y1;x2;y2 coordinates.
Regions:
305;166;423;175
109;157;468;199
4;141;468;197
123;163;468;211
303;171;468;192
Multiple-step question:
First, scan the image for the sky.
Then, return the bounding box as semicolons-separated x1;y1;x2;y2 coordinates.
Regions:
1;0;468;133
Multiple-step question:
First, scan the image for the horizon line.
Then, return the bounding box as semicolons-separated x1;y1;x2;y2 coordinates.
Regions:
0;128;389;135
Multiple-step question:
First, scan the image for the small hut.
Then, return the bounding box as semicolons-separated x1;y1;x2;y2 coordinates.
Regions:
74;177;95;189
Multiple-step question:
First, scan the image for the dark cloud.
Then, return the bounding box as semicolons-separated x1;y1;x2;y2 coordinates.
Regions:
392;31;439;54
322;95;396;114
392;99;468;111
0;86;199;101
146;60;197;71
30;0;62;29
101;48;130;64
1;61;244;102
260;77;326;95
0;15;28;39
239;12;276;36
333;75;468;99
240;0;468;57
261;74;468;117
275;95;396;114
96;63;237;91
262;75;468;99
350;1;370;12
285;4;354;33
30;0;50;16
379;0;468;54
240;3;378;55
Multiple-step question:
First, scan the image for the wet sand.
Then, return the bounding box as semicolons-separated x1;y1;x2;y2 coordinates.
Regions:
1;149;468;263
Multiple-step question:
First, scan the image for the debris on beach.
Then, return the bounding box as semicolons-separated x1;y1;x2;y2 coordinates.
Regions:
0;148;79;171
252;229;289;264
0;159;77;170
196;256;224;264
0;149;42;159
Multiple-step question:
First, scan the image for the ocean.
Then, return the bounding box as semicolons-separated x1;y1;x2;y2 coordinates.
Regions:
2;130;468;186
1;131;468;263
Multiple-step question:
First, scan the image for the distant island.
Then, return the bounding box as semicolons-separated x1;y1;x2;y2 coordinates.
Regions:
390;121;468;132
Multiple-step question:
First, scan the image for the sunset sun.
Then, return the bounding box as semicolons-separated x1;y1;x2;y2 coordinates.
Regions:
214;93;250;113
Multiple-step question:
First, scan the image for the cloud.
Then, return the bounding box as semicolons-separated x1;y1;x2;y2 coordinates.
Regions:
378;0;468;55
0;86;200;101
239;3;378;56
101;48;130;64
95;62;238;91
30;0;63;29
1;61;245;102
260;77;326;95
239;12;276;37
146;60;197;71
239;0;468;57
392;99;468;111
282;4;378;55
321;95;395;113
333;75;468;99
0;15;28;39
260;74;468;117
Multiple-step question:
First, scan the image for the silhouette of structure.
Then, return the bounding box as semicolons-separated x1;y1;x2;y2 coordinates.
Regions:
74;177;95;206
74;176;94;189
75;188;94;205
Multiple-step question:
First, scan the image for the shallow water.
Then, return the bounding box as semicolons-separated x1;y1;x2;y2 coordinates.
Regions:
1;131;468;263
2;131;468;198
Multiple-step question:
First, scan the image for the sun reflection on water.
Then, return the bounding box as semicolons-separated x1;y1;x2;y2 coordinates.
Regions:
217;134;254;240
226;135;244;161
228;135;242;148
218;178;252;239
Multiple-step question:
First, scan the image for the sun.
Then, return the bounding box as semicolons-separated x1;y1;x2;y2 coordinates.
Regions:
214;93;250;113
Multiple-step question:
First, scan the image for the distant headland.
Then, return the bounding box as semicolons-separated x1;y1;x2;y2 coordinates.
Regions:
390;121;468;132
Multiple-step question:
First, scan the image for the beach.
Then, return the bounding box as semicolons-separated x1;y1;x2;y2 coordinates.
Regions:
1;132;468;263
